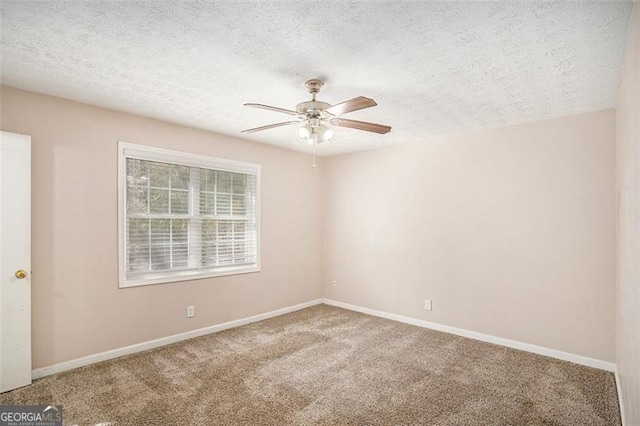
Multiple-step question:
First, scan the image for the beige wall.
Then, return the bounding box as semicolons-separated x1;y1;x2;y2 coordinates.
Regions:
0;83;621;372
323;110;616;362
0;86;323;369
616;4;640;424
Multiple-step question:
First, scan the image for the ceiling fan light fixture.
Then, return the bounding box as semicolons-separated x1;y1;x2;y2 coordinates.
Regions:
321;126;335;142
296;123;335;145
295;123;313;144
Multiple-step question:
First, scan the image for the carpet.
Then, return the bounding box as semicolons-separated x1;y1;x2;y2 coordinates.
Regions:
0;304;621;425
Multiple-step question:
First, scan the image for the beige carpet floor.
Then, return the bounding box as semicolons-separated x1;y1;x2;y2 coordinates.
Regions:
0;304;621;425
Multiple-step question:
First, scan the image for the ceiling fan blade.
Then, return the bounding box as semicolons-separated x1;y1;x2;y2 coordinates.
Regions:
244;103;298;116
241;121;300;133
330;118;391;134
325;96;377;116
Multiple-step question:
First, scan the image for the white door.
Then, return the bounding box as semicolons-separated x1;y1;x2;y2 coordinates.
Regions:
0;131;31;392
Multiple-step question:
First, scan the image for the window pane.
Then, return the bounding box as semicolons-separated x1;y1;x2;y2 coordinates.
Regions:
216;171;232;194
232;173;246;194
150;189;169;213
171;165;189;189
232;194;246;214
151;246;170;271
207;194;216;215
172;219;188;243
150;219;170;271
127;218;149;272
234;221;246;261
216;193;231;215
171;190;188;214
217;220;233;265
150;162;170;187
126;158;149;186
150;219;170;243
172;220;189;268
206;169;216;191
127;186;148;214
201;219;217;266
172;244;189;268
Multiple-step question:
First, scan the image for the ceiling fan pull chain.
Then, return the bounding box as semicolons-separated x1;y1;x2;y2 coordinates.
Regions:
312;142;317;169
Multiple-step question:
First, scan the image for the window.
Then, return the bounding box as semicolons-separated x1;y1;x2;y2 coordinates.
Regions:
118;142;260;287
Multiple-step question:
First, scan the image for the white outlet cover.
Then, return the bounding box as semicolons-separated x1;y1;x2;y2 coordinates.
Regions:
424;300;432;311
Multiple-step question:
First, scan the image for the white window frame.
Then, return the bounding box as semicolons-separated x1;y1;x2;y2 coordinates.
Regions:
118;141;261;288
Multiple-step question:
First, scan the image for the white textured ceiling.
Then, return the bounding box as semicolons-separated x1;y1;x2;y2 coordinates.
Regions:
0;1;633;156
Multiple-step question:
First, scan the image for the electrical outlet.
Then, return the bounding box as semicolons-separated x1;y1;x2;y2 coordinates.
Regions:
424;300;432;311
332;280;338;287
187;305;195;318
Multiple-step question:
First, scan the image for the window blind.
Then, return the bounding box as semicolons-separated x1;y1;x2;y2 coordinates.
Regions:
124;157;258;282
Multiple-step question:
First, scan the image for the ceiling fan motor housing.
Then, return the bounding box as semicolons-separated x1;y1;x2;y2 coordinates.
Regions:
296;101;331;116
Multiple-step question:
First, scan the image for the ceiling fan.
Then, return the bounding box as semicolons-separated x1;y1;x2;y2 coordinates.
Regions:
241;79;391;145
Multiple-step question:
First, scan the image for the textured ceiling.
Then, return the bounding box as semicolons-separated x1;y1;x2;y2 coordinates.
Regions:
0;1;634;156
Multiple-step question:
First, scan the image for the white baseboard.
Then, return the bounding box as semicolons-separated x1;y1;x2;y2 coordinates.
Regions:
615;367;626;425
32;297;616;381
322;298;616;372
32;298;323;380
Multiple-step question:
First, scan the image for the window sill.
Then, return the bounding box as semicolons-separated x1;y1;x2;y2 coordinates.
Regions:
119;264;260;288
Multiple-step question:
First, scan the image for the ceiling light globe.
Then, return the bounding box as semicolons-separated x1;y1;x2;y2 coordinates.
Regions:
314;124;334;144
295;124;314;145
323;127;335;141
296;124;310;139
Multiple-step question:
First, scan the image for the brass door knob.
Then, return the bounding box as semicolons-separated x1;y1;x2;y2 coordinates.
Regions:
15;270;27;279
